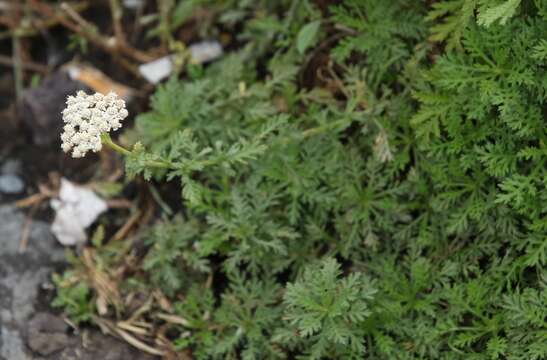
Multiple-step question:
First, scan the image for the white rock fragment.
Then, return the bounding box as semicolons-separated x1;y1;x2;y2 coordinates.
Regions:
123;0;144;9
0;175;24;194
138;56;174;84
50;178;107;246
138;41;223;84
189;41;223;64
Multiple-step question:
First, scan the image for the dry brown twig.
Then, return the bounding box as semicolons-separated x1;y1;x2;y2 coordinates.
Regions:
112;209;143;241
115;326;166;357
16;176;59;252
0;51;49;74
116;321;149;336
28;0;155;77
0;54;49;73
60;1;153;62
14;191;48;208
18;202;39;252
109;0;126;46
105;198;133;209
0;1;90;41
92;316;166;357
127;295;154;323
15;176;59;208
82;248;122;315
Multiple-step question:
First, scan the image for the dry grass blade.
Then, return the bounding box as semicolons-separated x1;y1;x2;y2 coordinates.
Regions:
117;321;149;336
156;313;192;327
115;327;165;356
105;198;133;209
109;0;126;46
0;54;49;73
82;249;122;315
113;209;142;241
15;192;47;208
93;316;165;356
18;203;39;252
127;295;153;323
15;179;58;208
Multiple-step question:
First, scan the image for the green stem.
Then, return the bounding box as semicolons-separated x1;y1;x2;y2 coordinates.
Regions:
101;133;173;169
300;118;350;139
101;133;131;155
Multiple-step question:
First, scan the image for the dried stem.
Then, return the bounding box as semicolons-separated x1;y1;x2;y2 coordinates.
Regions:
0;2;90;41
19;203;39;253
29;0;154;64
11;11;23;100
0;54;48;73
109;0;126;46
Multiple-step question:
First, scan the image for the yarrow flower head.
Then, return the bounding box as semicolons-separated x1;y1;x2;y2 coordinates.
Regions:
61;90;129;158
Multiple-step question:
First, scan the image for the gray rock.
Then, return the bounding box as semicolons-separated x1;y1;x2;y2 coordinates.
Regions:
8;268;50;323
0;205;64;260
56;331;156;360
27;333;70;356
0;327;26;360
0;205;156;359
28;313;69;334
0;205;63;359
0;174;25;194
18;71;86;145
1;160;22;175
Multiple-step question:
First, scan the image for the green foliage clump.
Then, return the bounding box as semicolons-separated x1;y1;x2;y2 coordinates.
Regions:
280;258;376;359
142;217;209;296
52;270;94;325
54;0;547;359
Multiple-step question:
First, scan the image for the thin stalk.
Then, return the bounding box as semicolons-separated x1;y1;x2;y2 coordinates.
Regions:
101;133;173;169
101;133;131;155
12;33;23;100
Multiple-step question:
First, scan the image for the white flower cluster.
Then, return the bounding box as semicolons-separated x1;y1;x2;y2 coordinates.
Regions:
61;91;128;158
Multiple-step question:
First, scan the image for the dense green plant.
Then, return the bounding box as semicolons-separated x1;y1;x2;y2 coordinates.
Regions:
280;258;377;359
141;217;209;296
52;270;94;325
54;0;547;359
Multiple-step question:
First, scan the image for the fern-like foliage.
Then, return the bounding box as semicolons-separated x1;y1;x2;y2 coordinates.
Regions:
142;217;209;296
331;0;427;89
53;1;547;359
280;258;377;359
208;273;284;360
427;0;525;48
412;14;547;249
52;271;94;325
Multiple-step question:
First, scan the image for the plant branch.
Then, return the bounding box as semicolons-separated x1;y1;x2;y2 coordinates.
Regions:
29;0;154;64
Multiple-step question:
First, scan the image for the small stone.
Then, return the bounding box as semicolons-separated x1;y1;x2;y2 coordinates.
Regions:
28;312;69;334
18;71;85;145
0;174;24;194
27;332;70;356
123;0;144;10
1;159;22;175
0;326;26;360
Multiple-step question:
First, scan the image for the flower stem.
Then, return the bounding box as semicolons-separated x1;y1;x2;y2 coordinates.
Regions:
101;133;131;156
101;133;174;170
